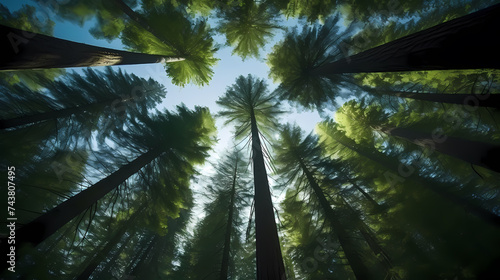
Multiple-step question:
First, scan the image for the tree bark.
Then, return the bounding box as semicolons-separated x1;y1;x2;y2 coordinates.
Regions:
338;196;398;278
0;149;164;273
348;180;381;209
220;158;238;280
298;159;374;279
121;233;154;276
95;232;135;280
250;110;287;280
0;24;183;70
8;148;163;248
76;207;144;280
129;234;158;277
314;3;500;74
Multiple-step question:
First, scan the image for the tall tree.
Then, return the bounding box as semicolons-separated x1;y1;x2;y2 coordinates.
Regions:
0;67;166;130
275;124;388;279
216;149;251;280
75;205;145;280
217;75;287;279
280;189;354;279
269;4;500;108
0;105;216;273
173;149;250;280
327;4;500;73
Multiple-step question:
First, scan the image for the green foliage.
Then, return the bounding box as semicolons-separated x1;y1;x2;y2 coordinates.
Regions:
335;99;387;144
269;0;337;22
0;4;54;35
121;3;219;86
281;190;355;279
0;67;167;150
111;104;217;156
338;0;500;24
142;0;247;16
32;0;136;40
217;0;282;60
315;114;500;279
356;70;499;94
217;74;285;139
274;124;322;183
173;149;252;279
268;15;355;110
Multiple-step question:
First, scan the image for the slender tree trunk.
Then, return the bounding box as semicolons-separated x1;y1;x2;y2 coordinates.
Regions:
95;232;135;280
314;3;500;75
250;110;287;280
142;234;166;278
0;24;183;70
337;196;398;278
298;160;375;279
2;148;163;251
220;159;238;280
0;97;122;129
129;235;158;277
122;233;154;276
379;126;500;173
347;180;381;209
76;207;144;280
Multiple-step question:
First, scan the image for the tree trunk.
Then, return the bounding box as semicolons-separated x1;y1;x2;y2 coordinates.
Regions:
348;180;382;210
129;235;158;277
121;233;154;277
0;24;183;70
95;232;135;280
314;3;500;74
0;97;121;129
337;196;398;278
142;234;166;278
220;158;238;280
381;126;500;173
7;148;163;248
298;160;375;279
76;207;144;280
250;110;287;280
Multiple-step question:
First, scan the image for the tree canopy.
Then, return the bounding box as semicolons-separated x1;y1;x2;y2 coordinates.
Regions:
1;1;500;279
